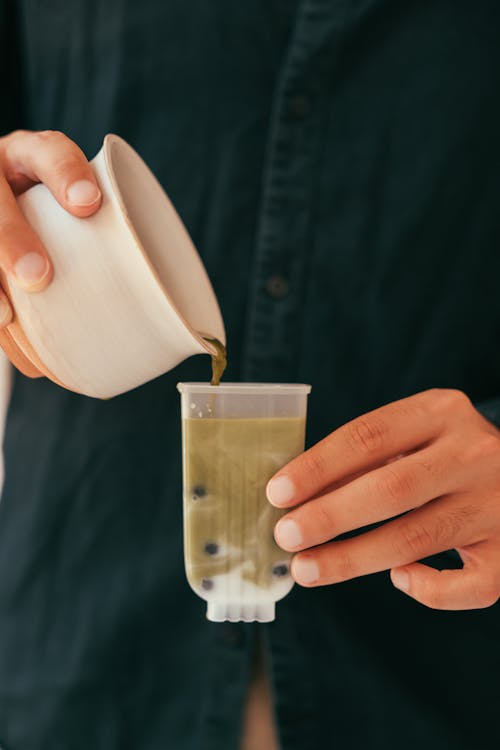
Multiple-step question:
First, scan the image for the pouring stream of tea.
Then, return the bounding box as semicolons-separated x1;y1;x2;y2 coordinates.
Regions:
203;337;227;386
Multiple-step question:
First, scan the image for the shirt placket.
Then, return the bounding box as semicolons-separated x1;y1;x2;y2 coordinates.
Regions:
242;2;342;748
199;623;254;750
241;0;335;384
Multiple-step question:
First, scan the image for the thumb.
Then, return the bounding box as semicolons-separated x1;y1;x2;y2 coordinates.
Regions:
390;542;500;610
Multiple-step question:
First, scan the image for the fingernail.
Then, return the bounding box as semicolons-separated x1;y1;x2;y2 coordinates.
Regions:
391;568;410;593
13;253;51;291
66;179;101;206
267;475;295;506
293;557;319;585
275;518;303;549
0;297;12;327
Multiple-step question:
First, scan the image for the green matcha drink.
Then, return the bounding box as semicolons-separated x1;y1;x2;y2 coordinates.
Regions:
184;416;304;585
177;382;311;623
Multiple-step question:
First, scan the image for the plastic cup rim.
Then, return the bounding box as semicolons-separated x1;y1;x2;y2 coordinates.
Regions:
177;382;311;396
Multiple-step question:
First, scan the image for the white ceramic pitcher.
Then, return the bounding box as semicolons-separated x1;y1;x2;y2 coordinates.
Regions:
0;134;225;399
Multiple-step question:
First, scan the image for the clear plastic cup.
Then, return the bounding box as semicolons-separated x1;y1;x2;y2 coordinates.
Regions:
177;382;311;623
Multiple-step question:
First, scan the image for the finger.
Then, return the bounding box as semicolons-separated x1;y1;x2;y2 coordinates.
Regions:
0;287;13;328
391;541;500;609
290;492;485;587
1;129;101;217
0;170;52;291
266;389;465;509
275;440;468;552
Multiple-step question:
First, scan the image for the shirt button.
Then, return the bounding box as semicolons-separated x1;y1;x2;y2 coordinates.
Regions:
266;275;290;300
288;93;312;119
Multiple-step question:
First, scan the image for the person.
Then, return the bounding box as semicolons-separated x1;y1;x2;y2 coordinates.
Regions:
0;1;499;748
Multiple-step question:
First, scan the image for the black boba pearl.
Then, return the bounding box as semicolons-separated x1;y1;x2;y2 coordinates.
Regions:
204;542;219;556
192;485;207;500
272;564;289;577
201;578;214;590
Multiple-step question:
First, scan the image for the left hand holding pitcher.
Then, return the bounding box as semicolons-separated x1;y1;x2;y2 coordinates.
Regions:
0;128;102;327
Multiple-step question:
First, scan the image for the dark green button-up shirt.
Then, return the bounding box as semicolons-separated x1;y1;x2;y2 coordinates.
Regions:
1;2;500;748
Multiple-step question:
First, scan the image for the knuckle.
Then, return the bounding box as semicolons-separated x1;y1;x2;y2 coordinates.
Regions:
35;129;67;144
432;514;460;547
379;467;416;509
334;548;358;581
456;434;500;468
50;155;85;181
452;504;480;529
397;520;435;558
4;128;30;144
347;415;387;456
427;388;471;415
299;448;330;486
415;507;477;552
313;500;338;539
473;434;500;462
479;433;500;455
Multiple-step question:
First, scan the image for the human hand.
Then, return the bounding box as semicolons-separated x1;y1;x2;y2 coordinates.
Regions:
0;129;102;326
267;389;500;610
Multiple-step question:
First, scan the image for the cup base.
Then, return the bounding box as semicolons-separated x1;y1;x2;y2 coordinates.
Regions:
206;601;276;623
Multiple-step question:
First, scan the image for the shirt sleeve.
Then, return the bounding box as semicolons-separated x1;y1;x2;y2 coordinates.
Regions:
0;0;23;136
